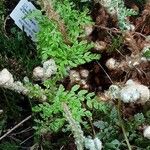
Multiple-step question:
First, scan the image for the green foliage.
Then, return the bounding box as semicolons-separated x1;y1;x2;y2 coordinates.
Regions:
93;106;120;147
129;113;145;130
93;104;150;150
143;48;150;59
117;1;137;30
34;0;100;77
32;84;97;133
28;0;100;137
1;0;148;149
0;141;19;150
108;35;123;52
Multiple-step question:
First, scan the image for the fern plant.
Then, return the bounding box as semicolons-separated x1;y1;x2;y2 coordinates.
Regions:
33;0;100;78
25;0;102;141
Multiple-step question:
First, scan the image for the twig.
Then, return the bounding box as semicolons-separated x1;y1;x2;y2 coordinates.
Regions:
20;135;34;145
134;32;146;39
82;103;96;137
0;115;32;141
117;100;132;150
115;49;147;80
11;127;33;136
94;25;121;34
94;25;147;39
96;61;114;84
3;15;10;38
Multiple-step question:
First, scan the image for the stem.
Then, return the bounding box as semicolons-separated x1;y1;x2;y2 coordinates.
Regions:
0;115;32;141
82;102;96;137
117;100;132;150
88;117;96;137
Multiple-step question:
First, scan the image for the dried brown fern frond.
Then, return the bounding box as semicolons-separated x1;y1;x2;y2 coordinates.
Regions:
135;0;150;34
123;31;144;55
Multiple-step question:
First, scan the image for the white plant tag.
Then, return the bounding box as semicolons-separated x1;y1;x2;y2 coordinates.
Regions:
10;0;39;41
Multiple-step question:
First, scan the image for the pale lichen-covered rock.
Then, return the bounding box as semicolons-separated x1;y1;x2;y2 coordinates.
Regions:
0;69;28;95
107;79;149;104
0;69;14;87
33;59;57;81
84;25;93;36
106;58;119;70
120;80;150;103
80;69;89;79
43;59;57;79
33;66;44;81
120;86;140;103
69;70;81;83
143;126;150;139
84;137;102;150
120;79;150;103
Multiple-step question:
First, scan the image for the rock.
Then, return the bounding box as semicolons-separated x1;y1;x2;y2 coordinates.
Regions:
0;69;14;87
143;126;150;139
33;66;44;81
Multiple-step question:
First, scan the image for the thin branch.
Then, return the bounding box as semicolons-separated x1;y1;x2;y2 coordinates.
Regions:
117;100;132;150
96;61;114;84
20;135;34;145
0;115;32;141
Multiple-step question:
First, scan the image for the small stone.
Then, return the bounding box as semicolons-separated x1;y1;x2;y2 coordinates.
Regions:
43;59;57;79
84;25;93;36
79;79;87;86
106;58;118;70
33;66;44;81
94;41;107;52
69;70;81;83
0;69;14;87
120;79;150;103
80;69;89;79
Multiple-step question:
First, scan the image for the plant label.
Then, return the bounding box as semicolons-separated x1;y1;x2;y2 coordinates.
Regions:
10;0;39;41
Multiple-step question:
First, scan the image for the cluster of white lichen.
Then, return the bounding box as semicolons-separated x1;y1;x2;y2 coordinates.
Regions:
33;59;57;81
0;69;27;94
84;137;102;150
106;79;150;104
